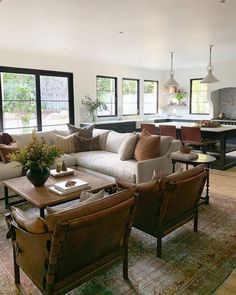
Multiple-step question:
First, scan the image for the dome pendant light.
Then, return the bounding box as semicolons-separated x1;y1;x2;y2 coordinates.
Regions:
164;52;179;89
201;45;219;83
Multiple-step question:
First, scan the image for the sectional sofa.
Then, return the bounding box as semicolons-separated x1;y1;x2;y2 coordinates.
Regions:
0;128;181;198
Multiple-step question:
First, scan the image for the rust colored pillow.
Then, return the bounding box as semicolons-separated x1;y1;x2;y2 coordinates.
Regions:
134;129;160;161
0;141;20;164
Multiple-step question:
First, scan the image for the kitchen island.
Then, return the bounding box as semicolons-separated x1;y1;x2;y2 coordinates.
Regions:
155;122;236;170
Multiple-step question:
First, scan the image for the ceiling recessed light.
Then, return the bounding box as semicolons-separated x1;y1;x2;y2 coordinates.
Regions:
119;31;124;34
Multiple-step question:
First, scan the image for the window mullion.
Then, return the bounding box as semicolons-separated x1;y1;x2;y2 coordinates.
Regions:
35;73;42;131
0;73;3;131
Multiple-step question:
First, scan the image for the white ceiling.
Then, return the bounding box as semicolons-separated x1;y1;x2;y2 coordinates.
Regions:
0;0;236;70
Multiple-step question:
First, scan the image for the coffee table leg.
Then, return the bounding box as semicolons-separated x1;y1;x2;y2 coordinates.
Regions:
40;208;45;219
4;186;9;209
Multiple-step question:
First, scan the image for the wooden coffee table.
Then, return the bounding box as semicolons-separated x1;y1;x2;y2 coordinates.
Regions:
3;171;115;218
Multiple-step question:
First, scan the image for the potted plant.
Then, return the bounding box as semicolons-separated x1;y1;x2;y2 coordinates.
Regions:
82;95;108;122
11;131;62;187
175;90;187;104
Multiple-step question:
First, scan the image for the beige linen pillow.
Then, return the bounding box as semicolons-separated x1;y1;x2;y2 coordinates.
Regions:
53;132;79;153
11;206;47;234
46;189;105;214
67;123;94;138
119;133;139;161
134;129;160;161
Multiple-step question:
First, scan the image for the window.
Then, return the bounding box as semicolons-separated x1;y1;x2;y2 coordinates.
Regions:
0;66;74;133
144;80;158;114
190;79;209;114
96;76;117;117
122;78;139;115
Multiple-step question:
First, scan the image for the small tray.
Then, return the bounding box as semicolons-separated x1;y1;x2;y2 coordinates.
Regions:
50;168;75;178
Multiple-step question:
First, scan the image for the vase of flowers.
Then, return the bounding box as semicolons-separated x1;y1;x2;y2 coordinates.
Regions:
82;95;108;122
175;89;187;105
11;131;62;187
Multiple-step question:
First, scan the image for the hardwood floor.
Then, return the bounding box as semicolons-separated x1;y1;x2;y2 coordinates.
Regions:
210;169;236;199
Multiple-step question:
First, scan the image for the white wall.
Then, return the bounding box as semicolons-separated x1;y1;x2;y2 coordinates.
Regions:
160;60;236;119
0;49;164;124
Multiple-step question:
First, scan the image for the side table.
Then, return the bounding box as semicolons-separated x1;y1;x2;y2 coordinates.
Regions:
171;153;216;205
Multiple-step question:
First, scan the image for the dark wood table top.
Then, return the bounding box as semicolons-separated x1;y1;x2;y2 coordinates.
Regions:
3;171;115;208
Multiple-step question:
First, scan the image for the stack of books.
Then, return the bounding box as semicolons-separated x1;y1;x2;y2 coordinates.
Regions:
169;151;199;161
49;178;90;195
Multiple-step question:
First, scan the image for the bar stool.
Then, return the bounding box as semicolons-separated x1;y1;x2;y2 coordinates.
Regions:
140;124;157;135
181;126;217;154
159;125;176;138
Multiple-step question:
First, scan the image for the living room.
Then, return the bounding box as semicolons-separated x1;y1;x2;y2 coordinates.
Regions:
0;0;236;294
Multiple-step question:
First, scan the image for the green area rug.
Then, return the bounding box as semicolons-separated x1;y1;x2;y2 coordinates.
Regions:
0;191;235;295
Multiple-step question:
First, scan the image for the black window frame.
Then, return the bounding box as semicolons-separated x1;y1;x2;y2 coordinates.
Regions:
122;78;140;116
143;79;159;115
190;78;209;115
0;66;74;132
96;75;118;118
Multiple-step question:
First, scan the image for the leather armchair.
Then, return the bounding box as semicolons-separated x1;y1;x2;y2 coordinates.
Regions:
117;164;207;258
5;188;136;295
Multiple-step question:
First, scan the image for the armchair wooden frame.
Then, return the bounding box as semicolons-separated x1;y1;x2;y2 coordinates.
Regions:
133;167;207;258
5;189;136;295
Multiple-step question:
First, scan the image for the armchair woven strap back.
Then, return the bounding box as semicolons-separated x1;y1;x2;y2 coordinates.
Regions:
159;170;207;228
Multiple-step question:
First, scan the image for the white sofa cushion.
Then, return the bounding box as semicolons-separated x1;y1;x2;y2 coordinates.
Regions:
72;151;137;183
0;161;22;181
92;129;110;150
119;133;138;160
105;131;131;153
12;131;54;148
159;136;173;156
58;154;77;167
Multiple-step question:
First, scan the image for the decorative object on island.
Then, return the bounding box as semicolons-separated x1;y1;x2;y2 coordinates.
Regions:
201;45;219;84
195;120;221;128
164;52;179;89
81;95;108;122
11;131;62;187
175;89;187;104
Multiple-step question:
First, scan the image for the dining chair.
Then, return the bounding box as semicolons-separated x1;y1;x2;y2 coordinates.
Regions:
159;125;176;138
140;123;157;135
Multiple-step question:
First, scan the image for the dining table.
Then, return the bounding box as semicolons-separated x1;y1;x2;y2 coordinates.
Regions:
155;121;236;170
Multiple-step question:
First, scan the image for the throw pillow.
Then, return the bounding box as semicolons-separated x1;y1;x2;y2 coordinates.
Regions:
134;129;160;161
74;134;100;152
46;189;105;214
11;206;47;234
0;132;13;145
53;132;79;153
0;141;20;164
67;123;94;138
119;133;139;161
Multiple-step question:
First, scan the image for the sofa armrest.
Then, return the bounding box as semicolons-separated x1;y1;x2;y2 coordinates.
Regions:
136;139;181;183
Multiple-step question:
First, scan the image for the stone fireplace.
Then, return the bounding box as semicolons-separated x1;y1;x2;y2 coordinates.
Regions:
211;87;236;119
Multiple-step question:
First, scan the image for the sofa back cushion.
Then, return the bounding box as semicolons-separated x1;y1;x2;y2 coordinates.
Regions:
12;131;54;148
159;136;173;156
105;131;131;153
93;129;110;150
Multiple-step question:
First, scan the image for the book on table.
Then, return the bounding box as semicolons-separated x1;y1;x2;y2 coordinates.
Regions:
50;178;90;194
169;151;199;160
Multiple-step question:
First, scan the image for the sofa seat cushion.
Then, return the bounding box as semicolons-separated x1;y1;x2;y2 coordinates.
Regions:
72;151;137;182
0;161;22;181
57;154;77;168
